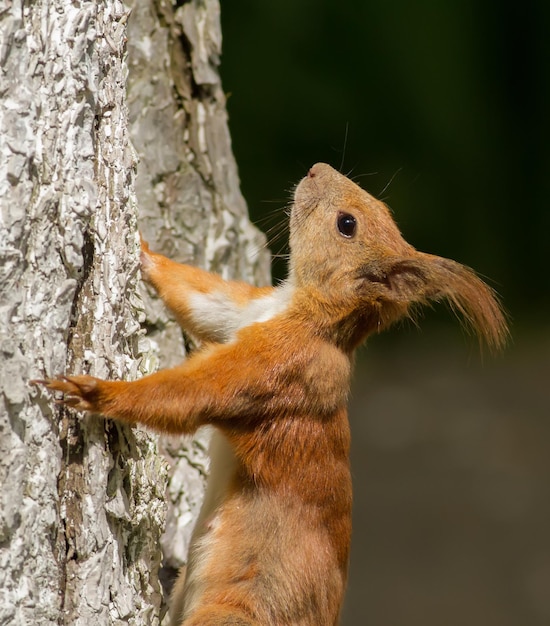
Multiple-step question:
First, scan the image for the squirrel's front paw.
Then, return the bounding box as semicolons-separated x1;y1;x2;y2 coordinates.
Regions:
139;233;156;282
31;375;102;412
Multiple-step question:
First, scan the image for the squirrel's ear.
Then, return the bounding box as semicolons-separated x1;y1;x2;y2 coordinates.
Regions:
362;254;509;351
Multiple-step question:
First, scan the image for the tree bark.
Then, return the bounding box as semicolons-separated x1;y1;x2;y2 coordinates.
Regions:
0;0;269;623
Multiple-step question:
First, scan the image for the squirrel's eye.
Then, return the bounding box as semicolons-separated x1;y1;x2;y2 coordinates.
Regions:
337;212;357;238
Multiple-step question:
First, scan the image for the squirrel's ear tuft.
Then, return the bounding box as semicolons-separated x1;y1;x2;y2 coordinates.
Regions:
363;254;509;352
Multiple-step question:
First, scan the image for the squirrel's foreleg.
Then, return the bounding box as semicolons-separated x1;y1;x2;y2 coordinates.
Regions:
140;236;274;344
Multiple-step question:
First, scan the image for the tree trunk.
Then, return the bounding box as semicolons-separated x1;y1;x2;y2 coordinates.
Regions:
0;0;269;623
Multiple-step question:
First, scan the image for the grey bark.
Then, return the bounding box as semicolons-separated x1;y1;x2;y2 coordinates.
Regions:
0;0;269;623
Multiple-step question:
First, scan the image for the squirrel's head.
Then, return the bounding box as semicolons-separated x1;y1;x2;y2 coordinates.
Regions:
289;163;508;351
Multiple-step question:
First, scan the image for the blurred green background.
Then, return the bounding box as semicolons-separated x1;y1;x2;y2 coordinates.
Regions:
221;0;549;323
220;2;549;625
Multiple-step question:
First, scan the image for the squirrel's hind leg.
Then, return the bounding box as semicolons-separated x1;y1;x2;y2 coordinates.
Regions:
179;606;259;626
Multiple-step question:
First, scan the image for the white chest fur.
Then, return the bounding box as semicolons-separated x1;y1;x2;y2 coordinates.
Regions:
187;281;294;343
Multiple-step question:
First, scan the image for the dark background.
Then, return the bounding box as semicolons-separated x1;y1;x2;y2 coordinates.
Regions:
220;2;549;625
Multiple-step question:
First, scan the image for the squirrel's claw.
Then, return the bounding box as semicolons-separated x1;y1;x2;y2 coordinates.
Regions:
139;232;155;282
31;375;99;412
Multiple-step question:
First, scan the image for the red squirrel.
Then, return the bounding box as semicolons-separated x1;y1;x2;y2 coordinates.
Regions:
35;163;508;625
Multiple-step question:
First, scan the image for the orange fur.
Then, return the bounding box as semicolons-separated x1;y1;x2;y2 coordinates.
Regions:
34;163;508;625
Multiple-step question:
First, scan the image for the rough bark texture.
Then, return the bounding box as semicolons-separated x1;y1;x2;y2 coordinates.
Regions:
125;0;270;591
0;0;269;623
